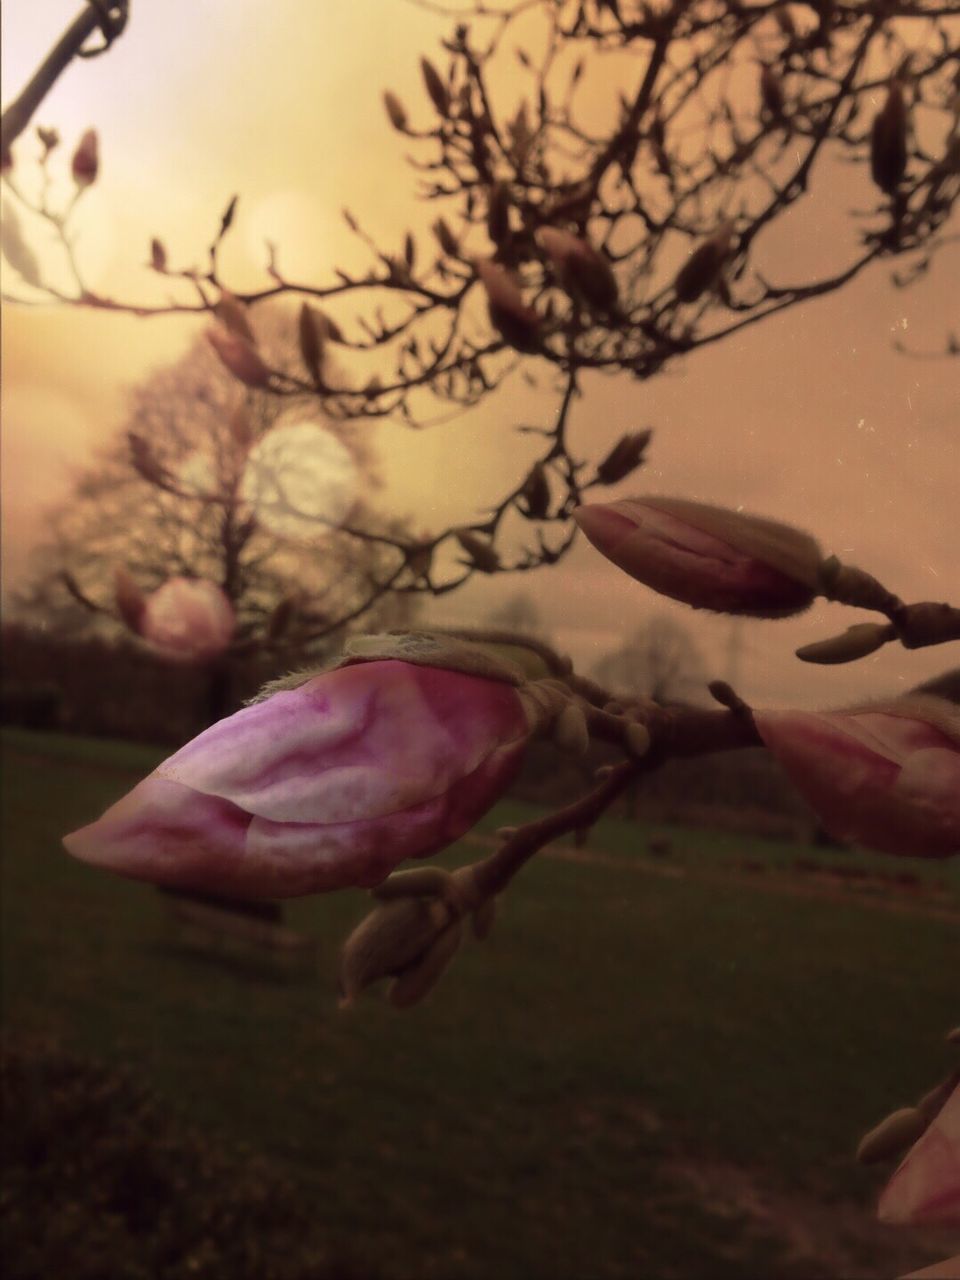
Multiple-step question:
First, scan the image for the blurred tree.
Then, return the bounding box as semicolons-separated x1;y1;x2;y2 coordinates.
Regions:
488;590;547;636
590;614;710;704
14;305;420;717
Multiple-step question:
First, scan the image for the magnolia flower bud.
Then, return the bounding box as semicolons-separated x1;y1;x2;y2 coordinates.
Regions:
537;226;619;313
383;91;408;132
338;896;452;1004
674;224;734;304
574;497;820;618
760;65;786;120
474;258;540;352
207;327;271;388
127;432;171;487
755;696;960;858
214;290;256;344
389;919;463;1007
420;57;449;116
796;622;893;665
71;129;98;187
878;1085;959;1226
37;126;59;155
149;238;167;272
64;657;532;898
486;182;512;245
298;302;324;385
518;461;551;519
595;430;652;485
456;529;500;573
433;217;460;257
871;82;908;195
138;578;236;662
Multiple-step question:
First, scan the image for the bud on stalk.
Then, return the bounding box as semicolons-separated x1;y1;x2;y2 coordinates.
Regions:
796;622;893;665
383;91;408;132
537;226;619;314
456;530;500;573
674;223;734;304
149;238;167;272
420;57;449;116
71;129;98;187
298;303;325;385
871;82;908;195
214;290;256;344
433;217;460;257
595;430;652;485
486;182;512;245
575;496;820;618
518;462;551;519
207;327;272;388
474;258;540;353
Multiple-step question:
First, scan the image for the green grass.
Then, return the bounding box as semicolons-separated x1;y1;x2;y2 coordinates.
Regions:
2;728;957;1279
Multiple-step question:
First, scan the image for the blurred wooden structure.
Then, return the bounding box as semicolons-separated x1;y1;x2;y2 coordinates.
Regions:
160;889;316;976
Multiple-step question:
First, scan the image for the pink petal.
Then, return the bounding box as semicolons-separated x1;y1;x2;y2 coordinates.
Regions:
756;711;960;858
159;660;528;824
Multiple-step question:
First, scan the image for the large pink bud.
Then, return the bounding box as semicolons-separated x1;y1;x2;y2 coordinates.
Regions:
755;698;960;858
140;578;235;662
574;497;820;617
63;658;532;898
878;1084;960;1227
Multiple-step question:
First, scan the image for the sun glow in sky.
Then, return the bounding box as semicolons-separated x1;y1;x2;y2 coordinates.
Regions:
2;1;957;707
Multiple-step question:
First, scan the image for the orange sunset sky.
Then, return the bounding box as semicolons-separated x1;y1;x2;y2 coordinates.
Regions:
1;1;957;708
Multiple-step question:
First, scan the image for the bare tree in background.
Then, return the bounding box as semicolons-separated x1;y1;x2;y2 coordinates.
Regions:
3;0;957;642
590;614;710;704
15;305;420;716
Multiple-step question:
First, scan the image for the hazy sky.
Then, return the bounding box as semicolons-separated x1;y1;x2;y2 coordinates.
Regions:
2;0;957;709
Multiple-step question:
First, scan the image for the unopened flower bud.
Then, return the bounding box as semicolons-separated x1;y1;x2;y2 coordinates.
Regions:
760;65;786;120
871;82;908;195
383;91;408;132
127;432;171;487
64;653;532;898
420;57;449;116
36;126;59;155
537;226;619;314
149;238;167;272
433;217;460;257
595;430;653;485
298;302;325;385
486;182;512;245
474;258;540;352
455;529;501;573
207;327;271;388
674;223;734;304
553;702;589;754
71;129;98;187
575;497;820;618
796;622;892;665
214;290;256;343
755;695;960;858
389;919;463;1007
338;896;450;1004
518;462;551;519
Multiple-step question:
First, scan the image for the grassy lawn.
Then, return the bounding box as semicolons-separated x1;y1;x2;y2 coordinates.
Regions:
2;728;957;1279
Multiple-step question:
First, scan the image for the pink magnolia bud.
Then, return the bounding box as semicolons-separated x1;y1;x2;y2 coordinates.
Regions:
537;226;619;313
71;129;98;187
63;659;532;898
139;578;236;662
878;1084;960;1226
755;697;960;858
474;258;540;353
206;326;271;387
574;497;820;617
